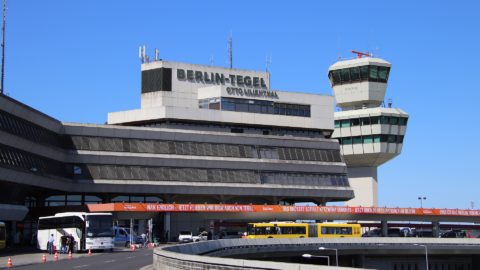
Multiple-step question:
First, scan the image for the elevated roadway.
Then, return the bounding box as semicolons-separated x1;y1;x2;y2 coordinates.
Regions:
154;238;480;270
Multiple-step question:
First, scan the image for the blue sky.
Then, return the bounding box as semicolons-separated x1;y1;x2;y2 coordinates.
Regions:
4;1;479;209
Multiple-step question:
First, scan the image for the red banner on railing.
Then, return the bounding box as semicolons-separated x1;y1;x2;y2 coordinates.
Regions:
87;203;480;217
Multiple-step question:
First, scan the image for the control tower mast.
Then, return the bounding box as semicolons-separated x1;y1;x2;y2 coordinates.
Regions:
329;51;409;207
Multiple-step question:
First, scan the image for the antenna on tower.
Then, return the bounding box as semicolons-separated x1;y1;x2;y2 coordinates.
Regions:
265;54;272;72
228;32;233;69
0;0;7;95
154;48;159;61
139;45;149;63
210;54;215;66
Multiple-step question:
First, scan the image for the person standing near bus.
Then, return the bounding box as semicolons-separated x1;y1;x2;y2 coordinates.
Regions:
67;234;75;253
47;234;54;254
60;235;68;254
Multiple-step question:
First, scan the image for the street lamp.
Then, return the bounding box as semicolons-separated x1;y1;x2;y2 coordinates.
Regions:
319;246;338;266
418;196;427;208
414;244;429;270
302;254;330;266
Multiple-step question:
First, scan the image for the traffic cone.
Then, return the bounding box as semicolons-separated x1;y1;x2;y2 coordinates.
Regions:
131;244;136;251
6;257;12;268
54;252;59;262
68;250;73;259
88;249;92;256
42;254;47;263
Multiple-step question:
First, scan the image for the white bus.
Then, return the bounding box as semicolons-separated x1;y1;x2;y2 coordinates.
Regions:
37;212;114;252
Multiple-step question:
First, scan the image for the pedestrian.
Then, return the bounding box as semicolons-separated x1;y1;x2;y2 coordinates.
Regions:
47;234;54;255
60;235;68;254
68;234;75;253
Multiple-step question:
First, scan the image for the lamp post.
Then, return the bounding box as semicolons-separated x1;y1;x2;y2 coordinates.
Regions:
418;196;427;208
319;247;338;266
302;254;330;266
414;244;429;270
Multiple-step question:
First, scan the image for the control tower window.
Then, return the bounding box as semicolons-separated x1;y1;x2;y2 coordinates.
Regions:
350;67;360;81
378;66;390;82
359;66;369;79
329;65;390;86
369;66;378;80
340;69;350;82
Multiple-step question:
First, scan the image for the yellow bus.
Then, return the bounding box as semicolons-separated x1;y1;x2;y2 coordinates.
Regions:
0;222;6;249
246;222;361;239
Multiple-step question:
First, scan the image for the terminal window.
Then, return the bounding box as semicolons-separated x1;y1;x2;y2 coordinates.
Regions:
199;97;311;117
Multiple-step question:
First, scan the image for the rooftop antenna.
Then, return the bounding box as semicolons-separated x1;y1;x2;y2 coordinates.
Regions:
265;54;272;72
0;0;6;95
210;54;215;66
139;45;149;63
228;32;232;69
154;48;159;61
388;98;393;108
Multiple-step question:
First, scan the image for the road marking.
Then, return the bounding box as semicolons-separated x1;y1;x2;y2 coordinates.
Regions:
73;265;90;269
126;255;136;259
104;259;116;263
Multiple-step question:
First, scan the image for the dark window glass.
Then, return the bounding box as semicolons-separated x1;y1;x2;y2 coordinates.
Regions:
353;137;362;144
340;120;350;128
360;66;369;80
351;118;360;126
388;135;396;143
342;137;352;145
361;117;371;125
380;116;390;124
340;68;350;82
350;67;360;81
390;117;398;125
369;66;378;80
398;117;408;125
378;66;390;82
370;116;380;124
332;70;341;84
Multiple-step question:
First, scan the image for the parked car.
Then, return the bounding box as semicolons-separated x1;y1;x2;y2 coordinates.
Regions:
441;230;466;238
113;226;144;247
192;231;208;242
178;231;193;243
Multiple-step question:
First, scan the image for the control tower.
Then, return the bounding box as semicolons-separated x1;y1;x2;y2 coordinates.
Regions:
328;51;408;207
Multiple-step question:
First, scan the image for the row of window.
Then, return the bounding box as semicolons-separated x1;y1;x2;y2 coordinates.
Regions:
334;116;408;128
0;142;347;187
199;97;311;117
0;143;66;177
328;65;390;86
141;121;325;138
79;164;349;187
338;135;405;145
69;136;343;163
0;110;63;148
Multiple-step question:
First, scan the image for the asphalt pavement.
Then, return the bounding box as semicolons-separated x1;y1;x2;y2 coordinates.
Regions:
1;248;153;270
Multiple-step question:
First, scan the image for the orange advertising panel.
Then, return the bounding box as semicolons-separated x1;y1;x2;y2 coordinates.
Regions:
87;203;480;217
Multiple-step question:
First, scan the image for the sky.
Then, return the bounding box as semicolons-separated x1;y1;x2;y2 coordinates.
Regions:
3;0;480;209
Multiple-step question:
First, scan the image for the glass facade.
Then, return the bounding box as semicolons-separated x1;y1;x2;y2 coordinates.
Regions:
75;164;348;187
68;136;343;163
328;65;390;86
199;97;311;117
339;135;404;145
334;116;408;128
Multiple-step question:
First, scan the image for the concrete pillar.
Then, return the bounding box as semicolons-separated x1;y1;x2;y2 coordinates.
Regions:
432;221;440;237
381;221;388;237
164;213;171;241
345;167;378;207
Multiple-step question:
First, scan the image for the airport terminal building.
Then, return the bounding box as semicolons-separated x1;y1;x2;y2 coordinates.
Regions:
0;59;353;243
